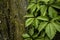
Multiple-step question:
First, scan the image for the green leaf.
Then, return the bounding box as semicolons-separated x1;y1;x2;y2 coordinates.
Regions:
51;2;60;9
24;38;32;40
49;0;54;3
57;0;60;2
28;27;34;36
32;34;38;38
45;23;56;39
48;7;58;18
45;36;50;40
36;4;40;12
40;5;47;16
33;18;39;29
38;22;48;32
38;31;45;38
37;16;49;21
24;14;34;18
31;0;36;2
22;33;30;38
39;0;49;3
52;16;60;21
27;3;35;10
25;18;34;27
35;38;44;40
52;22;60;32
31;5;36;13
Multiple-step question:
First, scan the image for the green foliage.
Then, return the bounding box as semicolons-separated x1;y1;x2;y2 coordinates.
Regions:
22;0;60;40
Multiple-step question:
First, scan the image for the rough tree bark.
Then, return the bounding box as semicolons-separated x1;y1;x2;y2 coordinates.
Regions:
0;0;26;40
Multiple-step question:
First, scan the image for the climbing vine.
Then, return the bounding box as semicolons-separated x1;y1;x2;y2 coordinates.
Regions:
22;0;60;40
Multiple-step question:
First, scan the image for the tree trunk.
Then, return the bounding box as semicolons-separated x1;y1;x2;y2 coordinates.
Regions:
0;0;26;40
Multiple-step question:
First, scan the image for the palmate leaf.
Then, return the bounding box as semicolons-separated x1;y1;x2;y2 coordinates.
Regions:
38;22;48;32
37;16;49;21
25;18;34;27
51;2;60;9
48;7;58;18
45;23;56;39
22;33;30;38
40;5;47;16
52;22;60;32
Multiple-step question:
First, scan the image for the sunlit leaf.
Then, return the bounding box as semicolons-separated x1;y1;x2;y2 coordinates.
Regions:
37;16;49;21
24;14;34;18
27;3;35;10
38;0;49;3
48;7;58;18
22;33;30;38
52;22;60;32
40;5;47;16
31;5;36;13
25;18;34;27
45;23;56;39
38;22;48;32
33;18;39;29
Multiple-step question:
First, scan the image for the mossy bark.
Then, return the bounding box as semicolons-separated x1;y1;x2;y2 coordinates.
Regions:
0;0;26;40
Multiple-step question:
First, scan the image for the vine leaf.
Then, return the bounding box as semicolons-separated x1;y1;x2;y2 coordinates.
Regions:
37;16;49;21
22;33;30;38
38;22;48;32
52;22;60;32
25;18;34;27
45;23;56;39
40;5;47;16
48;7;58;18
